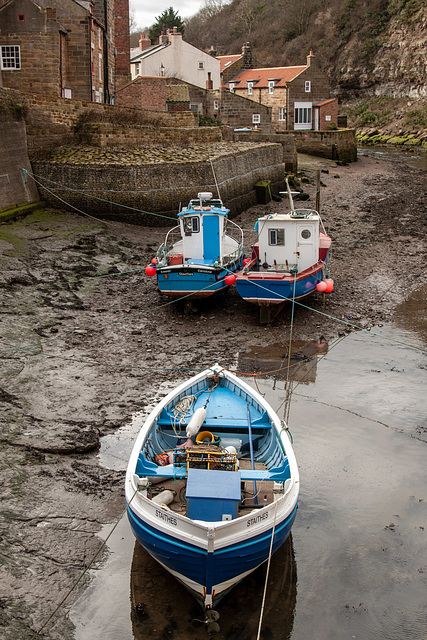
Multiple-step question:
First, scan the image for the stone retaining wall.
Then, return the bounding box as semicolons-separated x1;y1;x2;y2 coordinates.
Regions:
0;118;39;210
233;128;357;163
32;143;287;224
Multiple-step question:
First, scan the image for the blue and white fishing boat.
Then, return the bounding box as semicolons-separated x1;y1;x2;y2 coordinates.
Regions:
125;364;299;612
146;192;244;298
235;181;332;322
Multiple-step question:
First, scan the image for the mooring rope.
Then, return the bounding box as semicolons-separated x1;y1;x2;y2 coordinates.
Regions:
31;487;139;638
256;500;278;640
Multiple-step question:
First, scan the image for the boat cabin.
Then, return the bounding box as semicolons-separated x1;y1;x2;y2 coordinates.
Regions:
178;192;229;265
255;210;321;273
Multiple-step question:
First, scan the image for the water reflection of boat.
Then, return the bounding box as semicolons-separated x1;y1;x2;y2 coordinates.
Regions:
239;339;328;384
130;533;297;639
125;364;299;615
145;192;244;299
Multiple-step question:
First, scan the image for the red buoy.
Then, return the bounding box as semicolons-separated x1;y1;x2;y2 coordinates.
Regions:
324;278;334;293
225;274;237;286
145;265;156;276
316;281;327;292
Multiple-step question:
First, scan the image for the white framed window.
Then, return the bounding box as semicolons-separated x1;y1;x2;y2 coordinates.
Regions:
198;61;204;69
294;102;312;129
1;45;21;70
305;80;311;92
252;113;260;124
247;81;253;95
269;229;285;246
62;88;73;99
229;83;235;93
99;53;102;82
278;107;286;121
268;80;274;94
135;63;140;75
325;115;331;121
98;27;102;48
213;99;218;111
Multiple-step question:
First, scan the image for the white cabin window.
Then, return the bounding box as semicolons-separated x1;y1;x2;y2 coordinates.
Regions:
252;113;260;124
1;45;20;70
183;217;200;234
268;80;274;94
301;229;311;239
247;82;253;95
305;80;311;92
269;229;285;246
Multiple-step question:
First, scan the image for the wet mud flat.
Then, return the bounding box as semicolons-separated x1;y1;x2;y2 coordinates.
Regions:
0;155;426;638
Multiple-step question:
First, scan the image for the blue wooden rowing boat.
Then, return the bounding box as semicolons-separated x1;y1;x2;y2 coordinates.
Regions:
125;364;299;612
146;192;244;299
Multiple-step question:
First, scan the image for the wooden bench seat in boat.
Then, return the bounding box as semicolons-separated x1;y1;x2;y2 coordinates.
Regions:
136;453;290;482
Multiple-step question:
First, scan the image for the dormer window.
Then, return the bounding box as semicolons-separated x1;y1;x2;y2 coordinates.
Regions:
305;80;311;92
247;81;253;95
229;83;235;93
268;80;274;94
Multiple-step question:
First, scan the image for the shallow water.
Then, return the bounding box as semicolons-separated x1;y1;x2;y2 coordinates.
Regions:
358;146;427;171
71;312;427;639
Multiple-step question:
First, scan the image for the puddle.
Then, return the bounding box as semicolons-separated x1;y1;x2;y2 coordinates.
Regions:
71;317;427;639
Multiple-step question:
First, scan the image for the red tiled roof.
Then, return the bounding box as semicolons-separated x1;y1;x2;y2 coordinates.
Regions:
217;54;242;73
314;98;337;106
227;66;307;89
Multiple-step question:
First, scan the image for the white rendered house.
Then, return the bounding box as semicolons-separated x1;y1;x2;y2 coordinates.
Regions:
130;28;220;91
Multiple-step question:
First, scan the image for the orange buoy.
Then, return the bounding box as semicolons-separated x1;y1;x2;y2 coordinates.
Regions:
225;274;237;286
316;281;327;292
324;278;334;293
145;265;156;276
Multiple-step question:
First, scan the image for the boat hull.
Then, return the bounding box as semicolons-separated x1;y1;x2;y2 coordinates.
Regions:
157;257;244;299
127;499;298;608
235;261;325;305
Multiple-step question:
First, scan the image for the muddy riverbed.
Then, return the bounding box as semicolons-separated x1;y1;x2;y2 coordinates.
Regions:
0;154;426;639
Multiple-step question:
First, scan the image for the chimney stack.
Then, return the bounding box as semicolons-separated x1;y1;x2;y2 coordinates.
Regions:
206;72;213;90
139;33;151;51
242;42;253;69
306;50;315;67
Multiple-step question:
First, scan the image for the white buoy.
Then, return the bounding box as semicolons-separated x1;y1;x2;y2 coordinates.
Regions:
152;490;175;505
186;407;207;438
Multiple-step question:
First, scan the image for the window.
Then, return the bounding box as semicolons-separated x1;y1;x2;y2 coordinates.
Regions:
62;88;73;99
295;106;312;125
252;113;260;124
247;81;253;95
183;217;200;234
1;45;20;70
98;27;102;48
135;63;140;75
268;80;274;94
18;14;25;21
213;99;218;111
229;83;235;93
278;107;286;121
198;61;204;69
269;229;285;246
305;80;311;92
301;229;311;239
99;53;102;82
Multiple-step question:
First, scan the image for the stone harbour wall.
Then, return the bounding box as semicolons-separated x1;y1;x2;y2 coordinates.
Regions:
32;143;288;224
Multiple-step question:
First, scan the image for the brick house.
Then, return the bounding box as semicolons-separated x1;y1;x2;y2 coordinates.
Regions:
0;0;125;103
216;42;258;86
130;27;221;92
224;51;338;131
